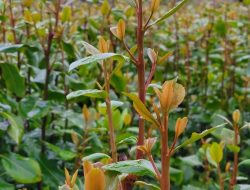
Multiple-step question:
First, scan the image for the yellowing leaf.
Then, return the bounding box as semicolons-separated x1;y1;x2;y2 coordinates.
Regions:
171;82;185;109
147;48;157;64
175;117;188;137
123;93;160;128
117;19;126;40
210;142;223;163
101;0;110;15
24;9;33;23
151;0;160;13
22;0;33;7
159;51;173;64
61;6;72;23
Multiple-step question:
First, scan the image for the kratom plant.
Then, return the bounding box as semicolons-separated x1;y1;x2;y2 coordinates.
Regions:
0;0;250;190
200;109;250;190
124;79;227;190
134;80;187;190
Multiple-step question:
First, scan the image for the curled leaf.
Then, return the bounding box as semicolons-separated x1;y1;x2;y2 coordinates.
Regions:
175;117;188;138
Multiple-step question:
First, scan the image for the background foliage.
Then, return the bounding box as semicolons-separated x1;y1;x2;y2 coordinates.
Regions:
0;0;249;189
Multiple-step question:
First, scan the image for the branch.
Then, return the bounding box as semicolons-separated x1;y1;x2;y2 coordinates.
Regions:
145;59;157;88
123;41;137;64
144;11;153;32
148;154;161;182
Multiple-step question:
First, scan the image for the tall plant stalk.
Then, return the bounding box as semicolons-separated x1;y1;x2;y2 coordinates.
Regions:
41;0;61;154
103;61;117;162
161;115;170;190
230;122;239;189
136;0;146;159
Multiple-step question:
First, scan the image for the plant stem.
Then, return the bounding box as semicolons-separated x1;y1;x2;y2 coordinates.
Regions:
161;114;170;190
230;124;239;190
217;163;224;190
41;0;61;154
103;62;117;162
148;154;161;182
41;30;53;154
136;0;146;160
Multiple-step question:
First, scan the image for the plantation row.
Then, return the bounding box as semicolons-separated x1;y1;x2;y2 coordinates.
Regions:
0;0;249;190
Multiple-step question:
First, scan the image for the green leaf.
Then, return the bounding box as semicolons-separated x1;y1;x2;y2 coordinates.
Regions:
81;41;100;55
175;123;226;151
99;100;124;112
45;143;77;161
209;142;223;163
0;112;24;144
104;172;120;190
170;167;183;184
117;136;137;145
0;179;14;190
148;0;189;28
103;159;156;177
69;53;128;71
123;92;160;128
36;156;64;189
0;153;42;184
82;153;111;162
239;159;250;167
180;155;202;167
226;144;240;153
220;128;240;144
135;181;160;190
66;89;107;100
0;63;25;97
215;19;227;37
0;44;24;53
104;109;123;129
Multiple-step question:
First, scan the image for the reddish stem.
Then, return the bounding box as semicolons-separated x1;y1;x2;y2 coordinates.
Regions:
161;115;170;190
136;0;146;160
148;154;161;182
217;163;224;190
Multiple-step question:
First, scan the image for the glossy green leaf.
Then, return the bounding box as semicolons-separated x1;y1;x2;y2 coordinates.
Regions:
69;53;128;71
117;136;137;145
239;159;250;167
0;63;25;97
227;144;240;153
103;159;156;177
0;44;24;53
135;181;160;190
67;89;107;100
0;112;24;144
175;123;226;151
148;0;189;28
81;41;100;55
82;153;111;162
220;128;240;145
45;143;76;161
180;155;202;166
99;100;124;112
123;92;160;128
0;179;14;190
37;156;64;189
0;153;42;184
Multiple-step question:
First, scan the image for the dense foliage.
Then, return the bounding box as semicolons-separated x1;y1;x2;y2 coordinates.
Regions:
0;0;249;190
